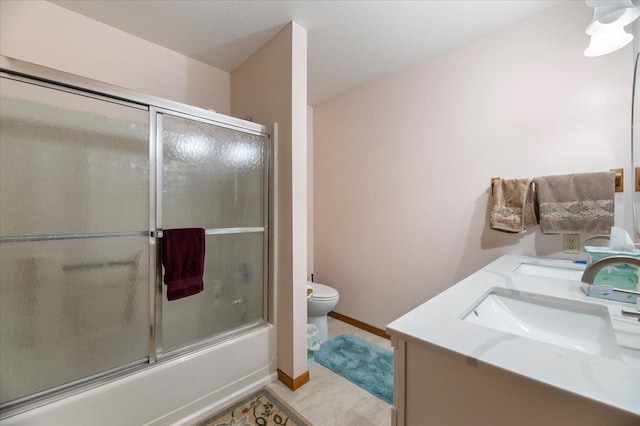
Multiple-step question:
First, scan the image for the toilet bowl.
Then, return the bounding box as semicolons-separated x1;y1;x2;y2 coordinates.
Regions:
307;281;339;344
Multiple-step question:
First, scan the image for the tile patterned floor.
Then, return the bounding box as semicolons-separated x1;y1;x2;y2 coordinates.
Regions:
267;317;393;426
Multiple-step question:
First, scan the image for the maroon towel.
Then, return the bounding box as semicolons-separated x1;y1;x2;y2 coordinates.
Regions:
161;228;205;300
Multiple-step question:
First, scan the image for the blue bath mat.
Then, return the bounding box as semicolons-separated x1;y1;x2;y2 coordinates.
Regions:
314;333;393;404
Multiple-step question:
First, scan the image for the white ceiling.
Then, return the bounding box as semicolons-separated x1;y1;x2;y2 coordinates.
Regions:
49;0;564;106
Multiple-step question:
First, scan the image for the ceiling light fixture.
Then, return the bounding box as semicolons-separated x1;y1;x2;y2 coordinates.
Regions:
585;26;634;56
584;0;640;57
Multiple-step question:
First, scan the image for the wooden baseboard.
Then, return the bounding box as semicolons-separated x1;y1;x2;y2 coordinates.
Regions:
277;369;309;391
328;311;391;340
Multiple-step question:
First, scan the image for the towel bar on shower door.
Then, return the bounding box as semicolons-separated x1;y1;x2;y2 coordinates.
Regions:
150;227;267;239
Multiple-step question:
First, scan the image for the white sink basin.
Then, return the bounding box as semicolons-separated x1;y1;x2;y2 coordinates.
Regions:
462;288;621;359
515;262;584;281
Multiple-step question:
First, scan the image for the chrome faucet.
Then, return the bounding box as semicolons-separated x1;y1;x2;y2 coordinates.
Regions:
581;255;640;321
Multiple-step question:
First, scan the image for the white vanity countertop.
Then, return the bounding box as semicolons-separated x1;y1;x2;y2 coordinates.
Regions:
386;254;640;416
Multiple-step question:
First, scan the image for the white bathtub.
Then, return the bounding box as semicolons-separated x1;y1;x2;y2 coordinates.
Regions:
2;325;276;426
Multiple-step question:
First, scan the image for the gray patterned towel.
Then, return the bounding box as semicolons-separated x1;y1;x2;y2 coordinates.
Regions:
490;178;537;233
533;172;615;234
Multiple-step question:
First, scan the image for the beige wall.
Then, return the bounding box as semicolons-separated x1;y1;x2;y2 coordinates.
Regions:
0;0;230;113
313;1;634;330
232;23;308;380
308;106;315;277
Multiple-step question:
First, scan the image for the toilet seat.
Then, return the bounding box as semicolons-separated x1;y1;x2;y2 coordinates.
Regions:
308;282;339;301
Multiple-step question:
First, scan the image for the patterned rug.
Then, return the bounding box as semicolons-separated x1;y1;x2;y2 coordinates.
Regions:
196;387;312;426
314;333;393;404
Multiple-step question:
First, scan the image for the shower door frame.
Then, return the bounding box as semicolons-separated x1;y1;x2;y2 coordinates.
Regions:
150;106;272;361
0;56;272;417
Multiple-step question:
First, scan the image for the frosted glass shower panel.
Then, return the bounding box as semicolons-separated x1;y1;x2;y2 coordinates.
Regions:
0;58;271;412
0;237;150;404
161;232;265;352
162;114;265;229
0;78;149;237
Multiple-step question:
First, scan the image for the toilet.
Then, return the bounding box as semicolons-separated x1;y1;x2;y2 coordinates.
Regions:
307;281;339;344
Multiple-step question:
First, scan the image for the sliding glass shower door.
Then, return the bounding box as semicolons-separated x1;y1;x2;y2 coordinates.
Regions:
0;64;270;414
0;78;150;405
158;112;268;353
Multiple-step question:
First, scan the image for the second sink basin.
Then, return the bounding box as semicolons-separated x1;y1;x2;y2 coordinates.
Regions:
462;288;620;359
514;262;584;281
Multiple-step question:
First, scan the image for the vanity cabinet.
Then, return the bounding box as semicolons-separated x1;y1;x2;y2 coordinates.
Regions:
390;336;638;426
387;255;640;426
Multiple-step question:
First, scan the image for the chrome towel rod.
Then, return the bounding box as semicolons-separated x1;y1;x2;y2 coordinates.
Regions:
0;231;148;243
1;227;267;243
151;227;266;238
